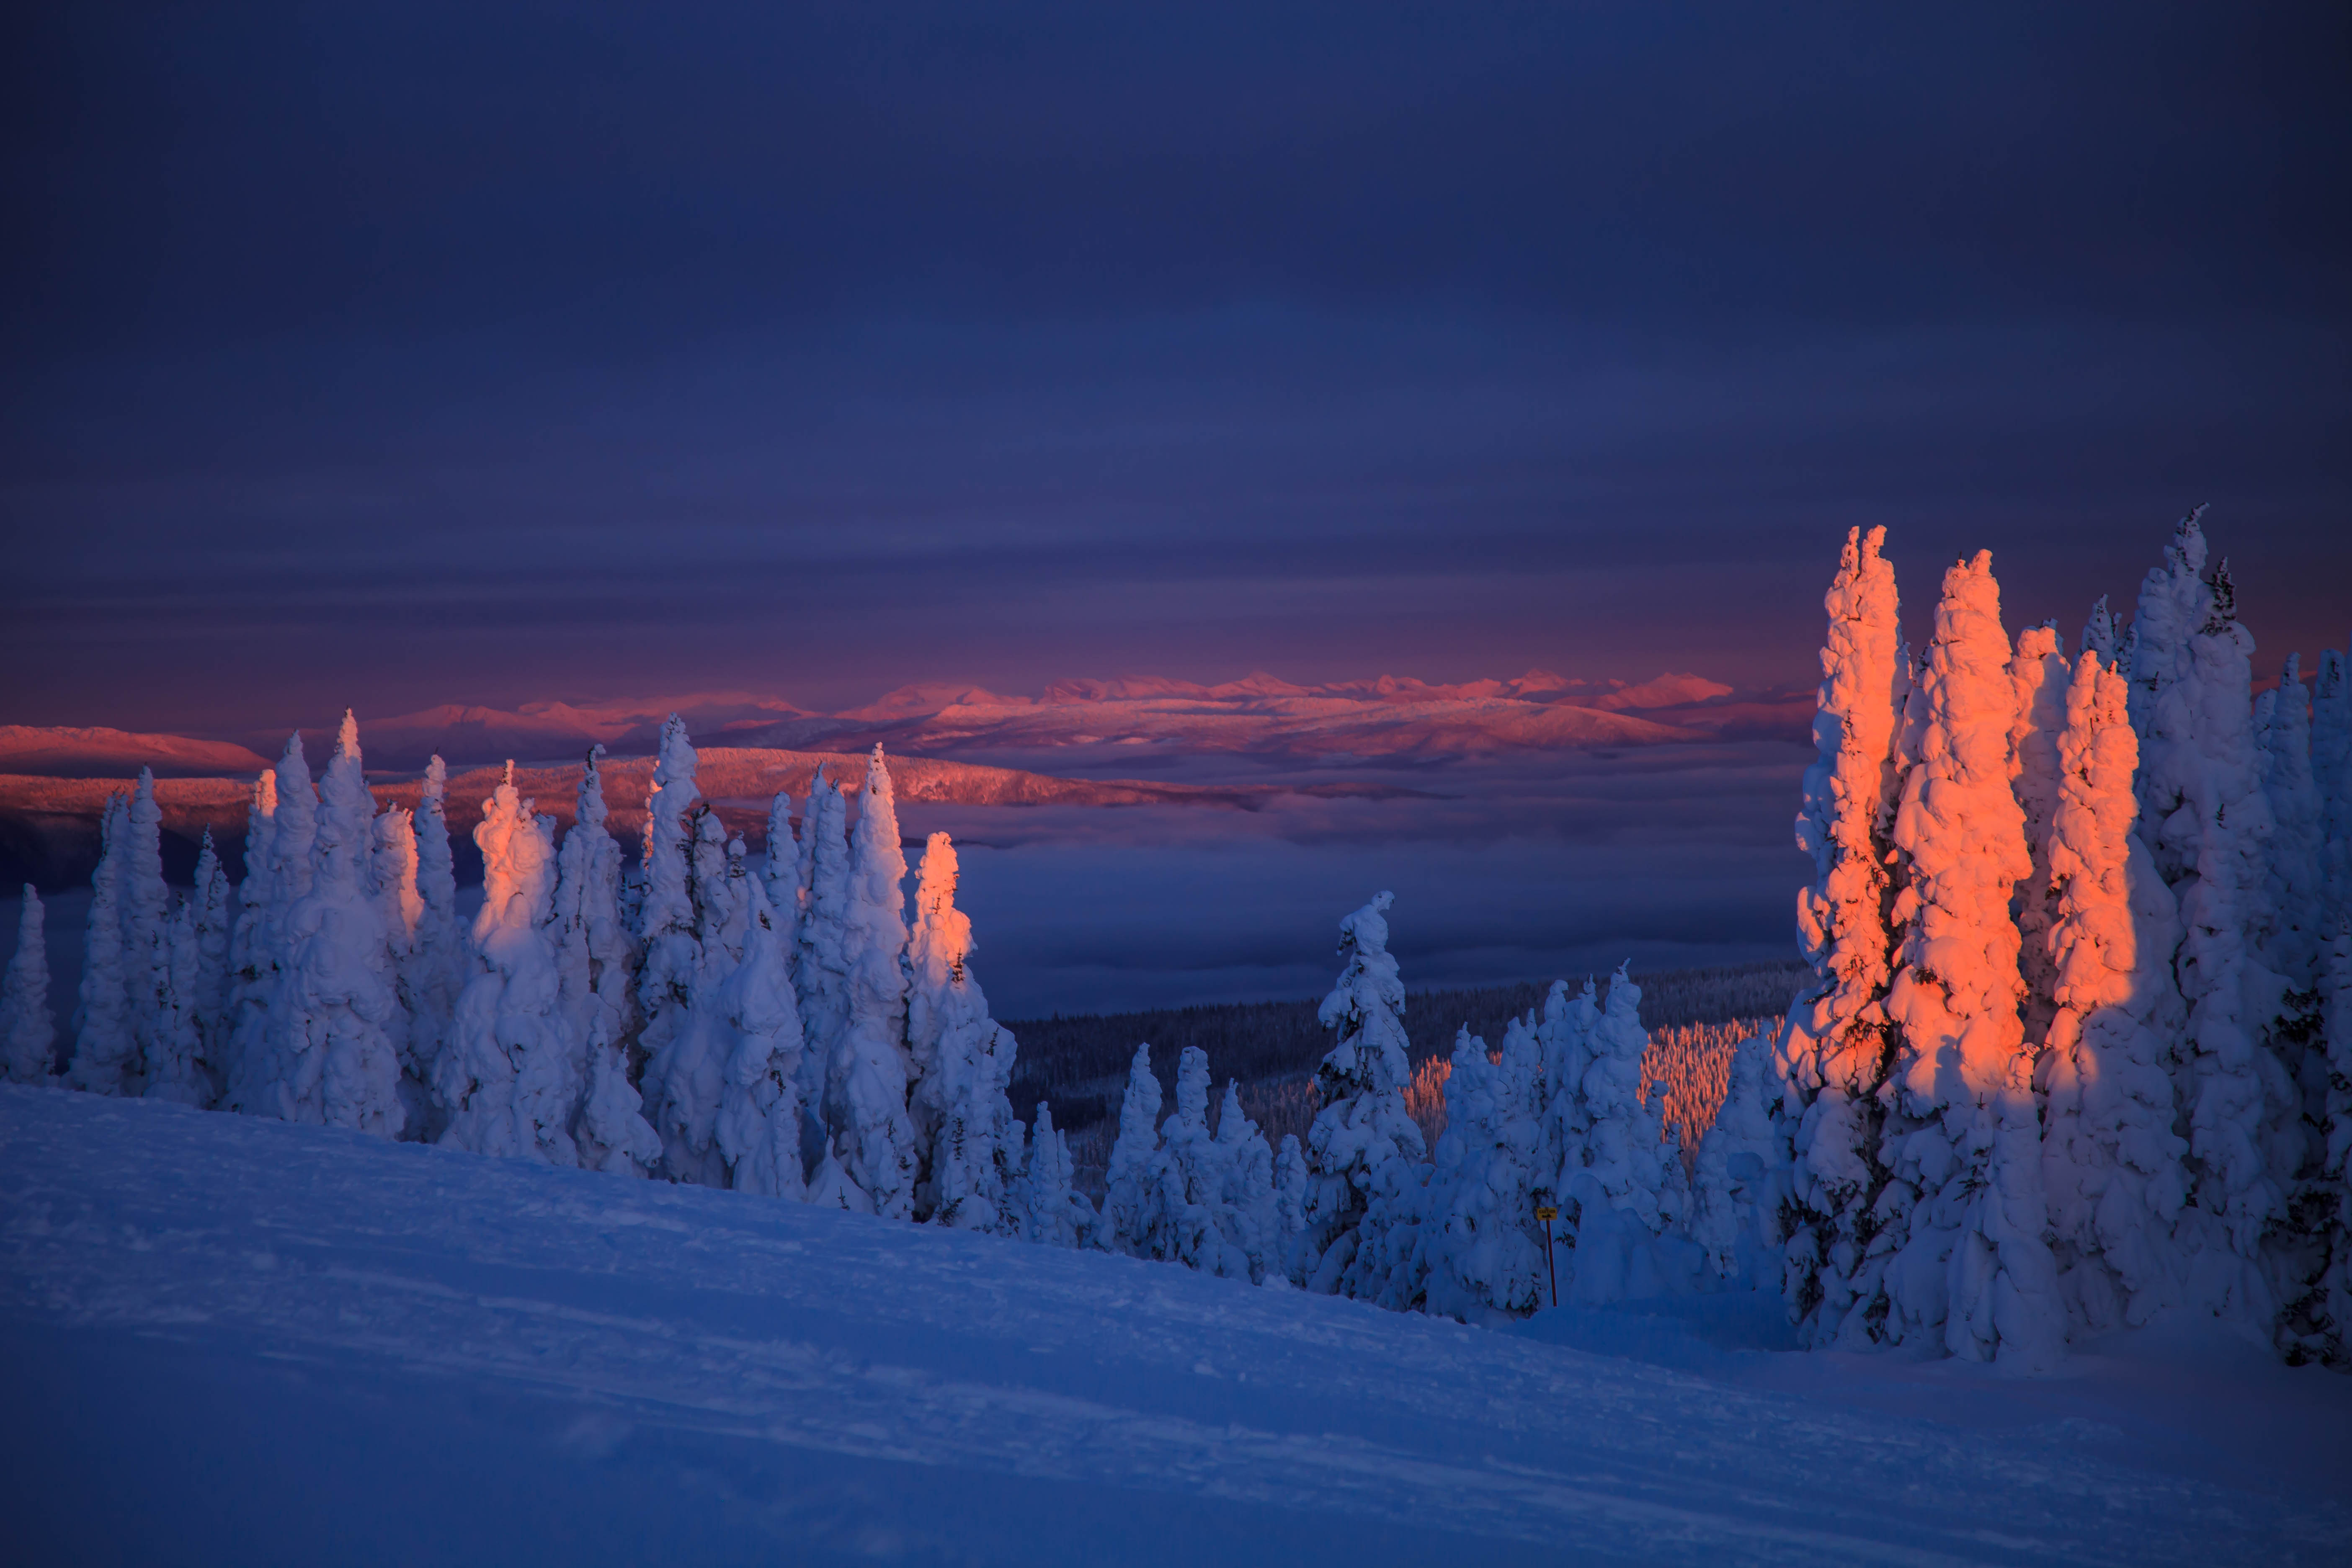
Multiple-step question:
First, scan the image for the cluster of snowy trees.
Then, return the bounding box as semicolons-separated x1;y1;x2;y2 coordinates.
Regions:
1779;511;2352;1370
0;719;1068;1239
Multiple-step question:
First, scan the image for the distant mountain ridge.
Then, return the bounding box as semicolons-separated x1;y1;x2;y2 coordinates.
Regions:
3;668;1807;778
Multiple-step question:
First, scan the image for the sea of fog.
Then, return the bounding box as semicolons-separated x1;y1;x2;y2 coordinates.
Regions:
3;741;1811;1027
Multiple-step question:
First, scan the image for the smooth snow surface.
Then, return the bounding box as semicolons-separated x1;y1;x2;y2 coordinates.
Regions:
3;1087;2344;1567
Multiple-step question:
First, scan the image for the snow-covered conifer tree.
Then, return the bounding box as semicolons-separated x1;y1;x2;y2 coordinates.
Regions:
1212;1081;1279;1284
642;805;738;1186
438;766;573;1162
907;833;1020;1230
118;769;172;1085
2011;624;2070;1044
828;746;920;1219
1019;1102;1095;1248
226;736;316;1116
257;714;406;1136
144;892;210;1106
763;791;800;934
1273;1133;1308;1279
1534;980;1597;1204
2130;512;2295;1321
1144;1046;1223;1271
372;803;429;1132
406;756;465;1107
1;887;56;1083
1880;552;2064;1369
1103;1044;1166;1258
1563;968;1681;1244
714;873;808;1199
633;715;703;1173
219;766;277;1103
1778;525;1913;1345
1682;1026;1788;1283
555;747;659;1177
2081;596;2121;667
185;831;232;1083
2258;656;2326;995
1299;892;1425;1295
2038;650;2192;1333
793;772;852;1118
67;796;135;1095
1421;1019;1547;1320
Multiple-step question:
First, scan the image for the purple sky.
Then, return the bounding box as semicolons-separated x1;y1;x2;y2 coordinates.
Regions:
4;5;2347;735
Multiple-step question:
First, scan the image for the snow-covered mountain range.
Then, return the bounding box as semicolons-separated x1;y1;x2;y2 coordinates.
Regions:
0;668;1799;776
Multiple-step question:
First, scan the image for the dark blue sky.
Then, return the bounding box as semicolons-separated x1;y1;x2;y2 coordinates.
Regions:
5;3;2346;732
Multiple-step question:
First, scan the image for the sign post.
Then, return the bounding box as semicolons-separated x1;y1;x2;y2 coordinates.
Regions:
1535;1204;1559;1309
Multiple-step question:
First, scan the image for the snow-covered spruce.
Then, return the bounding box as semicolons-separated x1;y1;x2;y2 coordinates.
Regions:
371;801;429;1131
1102;1043;1166;1259
907;833;1020;1232
1684;1026;1787;1284
632;715;704;1177
219;763;279;1108
119;769;173;1086
226;735;316;1116
554;747;659;1178
1407;1021;1547;1320
1778;524;1912;1346
1272;1132;1308;1278
1016;1101;1097;1248
436;765;575;1163
2037;648;2192;1333
792;770;852;1130
1881;551;2063;1370
1298;892;1425;1295
713;872;808;1199
1;886;56;1083
2258;655;2326;993
1556;967;1693;1307
642;805;740;1187
828;746;921;1220
67;795;134;1095
2011;623;2070;1048
403;755;466;1132
255;714;406;1137
2129;512;2293;1322
1211;1080;1281;1285
182;831;233;1098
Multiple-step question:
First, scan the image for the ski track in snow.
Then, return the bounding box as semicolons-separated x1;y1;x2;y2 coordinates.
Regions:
0;1086;2341;1567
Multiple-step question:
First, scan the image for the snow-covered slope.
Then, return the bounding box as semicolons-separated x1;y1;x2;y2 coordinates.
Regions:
2;1086;2342;1567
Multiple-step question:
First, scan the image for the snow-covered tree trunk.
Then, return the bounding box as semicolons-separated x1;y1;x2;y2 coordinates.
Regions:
828;746;920;1219
2037;649;2192;1334
556;747;659;1178
438;765;573;1162
1300;891;1425;1294
1881;551;2064;1370
67;796;135;1095
714;873;808;1199
2130;513;2295;1324
1;887;57;1083
1777;524;1914;1346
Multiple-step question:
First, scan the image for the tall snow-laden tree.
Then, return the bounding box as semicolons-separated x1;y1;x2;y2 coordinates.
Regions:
1534;980;1596;1204
1572;967;1681;1238
555;747;659;1178
1019;1101;1096;1249
1273;1132;1308;1279
1;887;56;1083
1103;1044;1166;1258
2295;923;2352;1365
2130;512;2294;1322
2011;624;2070;1045
1422;1020;1548;1320
1299;891;1425;1293
1212;1080;1280;1285
438;766;574;1163
793;772;852;1119
227;735;317;1116
372;803;429;1133
908;833;1020;1230
67;796;135;1095
145;890;210;1106
830;745;921;1219
714;872;808;1199
1778;525;1913;1346
2081;596;2122;667
1146;1046;1225;1273
643;806;739;1186
633;715;703;1172
763;790;801;936
220;766;279;1106
260;713;405;1137
2259;656;2327;1000
406;755;465;1114
1881;551;2065;1370
185;831;232;1090
1684;1027;1785;1283
119;769;172;1085
2037;650;2192;1334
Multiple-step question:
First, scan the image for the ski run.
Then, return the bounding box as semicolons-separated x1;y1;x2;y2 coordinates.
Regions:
3;507;2350;1561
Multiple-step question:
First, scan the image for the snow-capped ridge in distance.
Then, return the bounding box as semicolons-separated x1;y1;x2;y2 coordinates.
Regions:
0;726;271;780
